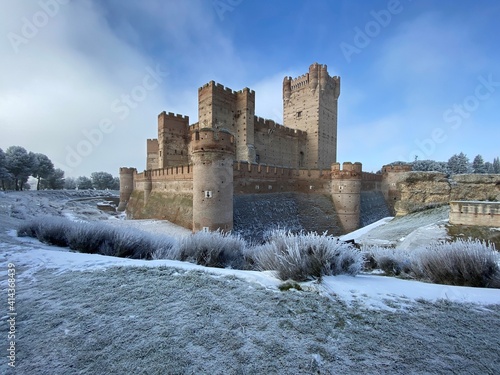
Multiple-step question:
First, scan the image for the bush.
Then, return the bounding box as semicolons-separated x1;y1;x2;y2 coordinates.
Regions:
255;230;363;281
18;216;71;247
176;230;247;269
150;236;180;260
364;240;500;288
17;217;176;260
364;246;412;276
415;239;500;287
65;222;109;254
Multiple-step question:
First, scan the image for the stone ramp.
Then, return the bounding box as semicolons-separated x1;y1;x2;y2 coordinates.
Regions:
233;193;342;242
360;190;391;227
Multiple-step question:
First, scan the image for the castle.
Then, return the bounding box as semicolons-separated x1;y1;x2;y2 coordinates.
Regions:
118;63;408;235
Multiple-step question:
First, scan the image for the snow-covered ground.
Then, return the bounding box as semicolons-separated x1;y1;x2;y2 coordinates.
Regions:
1;191;500;374
342;206;450;250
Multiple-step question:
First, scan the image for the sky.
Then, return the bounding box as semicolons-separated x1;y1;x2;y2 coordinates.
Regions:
0;0;499;177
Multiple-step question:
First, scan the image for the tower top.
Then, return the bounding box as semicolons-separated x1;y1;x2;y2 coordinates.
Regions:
331;162;362;179
283;62;340;99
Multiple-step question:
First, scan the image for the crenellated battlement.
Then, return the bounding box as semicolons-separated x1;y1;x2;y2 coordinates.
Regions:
158;111;189;121
136;165;193;181
198;80;236;95
236;87;255;95
290;73;310;90
119;167;137;174
331;162;363;179
199;80;215;91
198;81;257;98
382;164;412;174
253;116;307;138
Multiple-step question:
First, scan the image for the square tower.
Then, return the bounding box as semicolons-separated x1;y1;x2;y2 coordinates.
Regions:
157;111;190;168
283;63;340;169
198;81;256;162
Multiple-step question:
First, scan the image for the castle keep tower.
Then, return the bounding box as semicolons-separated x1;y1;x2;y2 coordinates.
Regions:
117;167;136;211
191;127;236;232
331;162;362;233
283;63;340;169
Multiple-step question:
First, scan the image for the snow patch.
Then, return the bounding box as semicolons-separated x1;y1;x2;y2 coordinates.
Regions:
321;274;500;311
340;217;393;241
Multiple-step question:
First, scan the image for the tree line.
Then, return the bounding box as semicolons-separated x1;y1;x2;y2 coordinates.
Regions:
386;153;500;175
0;146;119;191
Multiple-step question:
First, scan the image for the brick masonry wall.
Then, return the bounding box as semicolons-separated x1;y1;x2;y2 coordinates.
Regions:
449;201;500;227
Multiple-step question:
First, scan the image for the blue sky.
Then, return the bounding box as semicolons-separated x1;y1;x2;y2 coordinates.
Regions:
0;0;499;177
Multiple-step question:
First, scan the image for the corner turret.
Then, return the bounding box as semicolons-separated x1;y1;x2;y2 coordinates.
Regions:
191;128;236;232
331;162;362;233
117;167;136;211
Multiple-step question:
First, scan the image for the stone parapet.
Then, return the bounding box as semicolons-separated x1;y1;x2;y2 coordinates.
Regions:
449;201;500;227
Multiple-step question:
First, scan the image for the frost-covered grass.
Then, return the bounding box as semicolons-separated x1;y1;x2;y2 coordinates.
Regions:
17;216;500;287
365;239;500;288
16;219;364;280
17;216;176;260
364;246;413;276
175;230;247;269
254;230;363;281
8;266;500;374
416;240;500;288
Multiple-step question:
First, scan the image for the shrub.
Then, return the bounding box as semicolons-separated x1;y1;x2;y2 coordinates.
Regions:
255;230;363;281
414;239;500;287
17;217;176;260
364;246;412;276
177;230;247;269
65;222;109;254
17;216;71;247
150;236;180;260
108;229;153;259
364;240;500;288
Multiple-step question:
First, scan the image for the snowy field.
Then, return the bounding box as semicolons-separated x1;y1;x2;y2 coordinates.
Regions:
1;191;500;374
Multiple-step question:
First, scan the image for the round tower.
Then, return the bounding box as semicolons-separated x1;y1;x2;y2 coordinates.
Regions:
331;162;362;233
191;128;235;232
117;167;136;211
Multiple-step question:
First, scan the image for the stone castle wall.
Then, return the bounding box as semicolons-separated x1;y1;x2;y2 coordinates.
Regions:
252;117;307;168
449;201;500;227
386;171;500;216
233;162;332;195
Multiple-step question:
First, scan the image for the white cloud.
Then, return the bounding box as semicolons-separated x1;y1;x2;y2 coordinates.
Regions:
0;0;245;177
251;70;297;124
